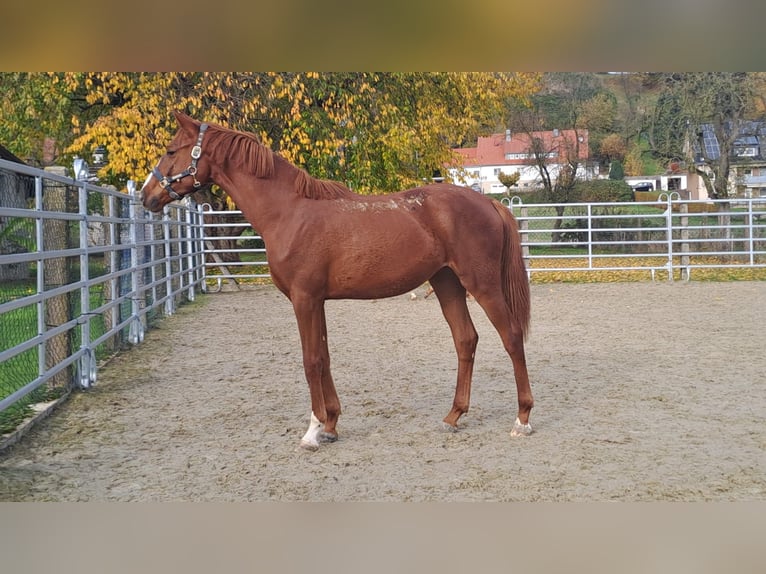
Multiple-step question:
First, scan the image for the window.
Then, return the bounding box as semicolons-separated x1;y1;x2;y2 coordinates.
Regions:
735;146;758;157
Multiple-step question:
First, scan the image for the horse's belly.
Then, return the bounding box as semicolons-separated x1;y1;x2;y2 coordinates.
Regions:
326;235;442;298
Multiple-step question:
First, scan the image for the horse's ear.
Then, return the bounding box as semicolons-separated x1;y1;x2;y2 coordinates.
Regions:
172;110;196;128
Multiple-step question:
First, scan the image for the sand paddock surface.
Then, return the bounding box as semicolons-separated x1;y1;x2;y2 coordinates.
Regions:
1;282;764;501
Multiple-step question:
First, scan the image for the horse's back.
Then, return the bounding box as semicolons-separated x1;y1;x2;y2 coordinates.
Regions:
405;183;507;242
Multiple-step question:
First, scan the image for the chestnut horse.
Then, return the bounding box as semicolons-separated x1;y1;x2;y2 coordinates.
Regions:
140;111;534;450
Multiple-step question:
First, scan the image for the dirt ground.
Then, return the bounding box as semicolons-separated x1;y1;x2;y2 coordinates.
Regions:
1;281;764;501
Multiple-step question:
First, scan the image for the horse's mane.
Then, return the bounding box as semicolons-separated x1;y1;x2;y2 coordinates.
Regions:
294;170;356;200
207;128;275;179
209;124;355;201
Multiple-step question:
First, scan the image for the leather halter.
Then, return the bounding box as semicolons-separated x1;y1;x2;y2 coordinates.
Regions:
151;123;209;200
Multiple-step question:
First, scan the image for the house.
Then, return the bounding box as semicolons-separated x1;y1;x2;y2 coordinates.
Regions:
625;165;707;200
689;121;766;199
448;128;597;194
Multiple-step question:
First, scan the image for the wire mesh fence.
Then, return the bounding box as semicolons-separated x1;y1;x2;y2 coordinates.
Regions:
1;160;205;437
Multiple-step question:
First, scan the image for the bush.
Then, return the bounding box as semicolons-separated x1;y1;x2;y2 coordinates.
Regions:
574;179;633;202
608;160;625;180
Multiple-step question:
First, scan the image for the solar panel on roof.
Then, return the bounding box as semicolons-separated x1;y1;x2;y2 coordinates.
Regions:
735;136;758;146
701;125;720;160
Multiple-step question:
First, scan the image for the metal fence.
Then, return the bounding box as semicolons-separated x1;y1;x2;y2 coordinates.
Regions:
0;159;205;430
198;194;766;285
197;204;269;291
3;171;765;428
503;194;766;281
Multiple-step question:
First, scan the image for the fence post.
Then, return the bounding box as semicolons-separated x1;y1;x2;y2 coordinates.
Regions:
148;214;158;307
77;177;94;389
34;176;46;381
163;207;175;315
678;202;689;281
587;204;593;270
198;204;208;294
184;199;196;302
520;204;529;262
659;193;675;282
746;198;754;265
127;181;146;344
509;196;529;273
102;193;117;352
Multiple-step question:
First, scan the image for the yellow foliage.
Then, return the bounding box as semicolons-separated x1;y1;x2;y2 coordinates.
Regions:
3;73;541;194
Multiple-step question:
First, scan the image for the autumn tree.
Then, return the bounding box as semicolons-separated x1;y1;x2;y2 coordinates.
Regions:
0;73;540;269
505;73;600;239
497;171;520;192
614;72;654;150
0;73;80;165
0;72;540;196
509;105;583;241
623;143;645;176
599;133;627;163
653;72;761;199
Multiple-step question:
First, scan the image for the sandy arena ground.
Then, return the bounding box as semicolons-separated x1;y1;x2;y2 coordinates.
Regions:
1;282;764;501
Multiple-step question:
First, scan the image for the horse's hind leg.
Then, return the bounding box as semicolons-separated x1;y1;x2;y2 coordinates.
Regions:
470;291;533;436
316;303;340;441
429;268;478;429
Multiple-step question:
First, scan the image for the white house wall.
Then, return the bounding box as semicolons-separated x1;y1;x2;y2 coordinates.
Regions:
449;163;592;194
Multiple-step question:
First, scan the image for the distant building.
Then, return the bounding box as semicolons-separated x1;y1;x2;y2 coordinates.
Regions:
688;121;766;199
449;128;597;194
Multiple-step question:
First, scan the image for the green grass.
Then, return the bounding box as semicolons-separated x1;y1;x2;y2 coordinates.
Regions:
0;278;113;435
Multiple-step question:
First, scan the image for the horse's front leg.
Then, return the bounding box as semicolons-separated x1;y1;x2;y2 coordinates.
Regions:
292;295;341;450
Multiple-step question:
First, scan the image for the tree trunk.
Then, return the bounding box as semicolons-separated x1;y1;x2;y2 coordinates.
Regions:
42;171;72;392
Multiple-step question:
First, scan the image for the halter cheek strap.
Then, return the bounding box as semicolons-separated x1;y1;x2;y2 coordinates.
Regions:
152;123;209;200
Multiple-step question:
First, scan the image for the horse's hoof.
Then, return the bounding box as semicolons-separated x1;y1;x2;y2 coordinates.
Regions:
319;431;338;443
510;417;533;437
441;422;459;433
298;439;320;451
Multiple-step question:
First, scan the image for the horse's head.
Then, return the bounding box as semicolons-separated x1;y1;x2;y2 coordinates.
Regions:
140;110;214;212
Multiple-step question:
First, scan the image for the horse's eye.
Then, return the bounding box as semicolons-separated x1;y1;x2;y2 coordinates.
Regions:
167;149;176;156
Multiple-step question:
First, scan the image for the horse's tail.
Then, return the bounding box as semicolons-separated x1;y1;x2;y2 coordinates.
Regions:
491;200;531;339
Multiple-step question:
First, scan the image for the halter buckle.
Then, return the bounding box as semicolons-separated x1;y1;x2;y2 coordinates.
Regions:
191;145;202;159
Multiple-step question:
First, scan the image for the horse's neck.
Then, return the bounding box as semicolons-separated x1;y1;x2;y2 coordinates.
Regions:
213;156;299;234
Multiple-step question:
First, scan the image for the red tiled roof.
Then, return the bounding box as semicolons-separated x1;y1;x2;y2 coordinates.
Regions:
453;129;589;167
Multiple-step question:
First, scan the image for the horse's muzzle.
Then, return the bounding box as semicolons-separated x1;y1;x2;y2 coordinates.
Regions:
140;189;162;212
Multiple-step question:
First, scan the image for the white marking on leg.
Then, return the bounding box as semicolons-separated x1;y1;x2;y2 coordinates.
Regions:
510;417;533;437
300;411;322;450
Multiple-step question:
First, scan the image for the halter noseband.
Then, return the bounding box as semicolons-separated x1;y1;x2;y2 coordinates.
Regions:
152;123;209;200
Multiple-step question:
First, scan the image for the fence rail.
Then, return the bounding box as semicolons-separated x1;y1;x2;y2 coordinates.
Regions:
504;194;766;281
1;159;204;429
198;194;766;285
